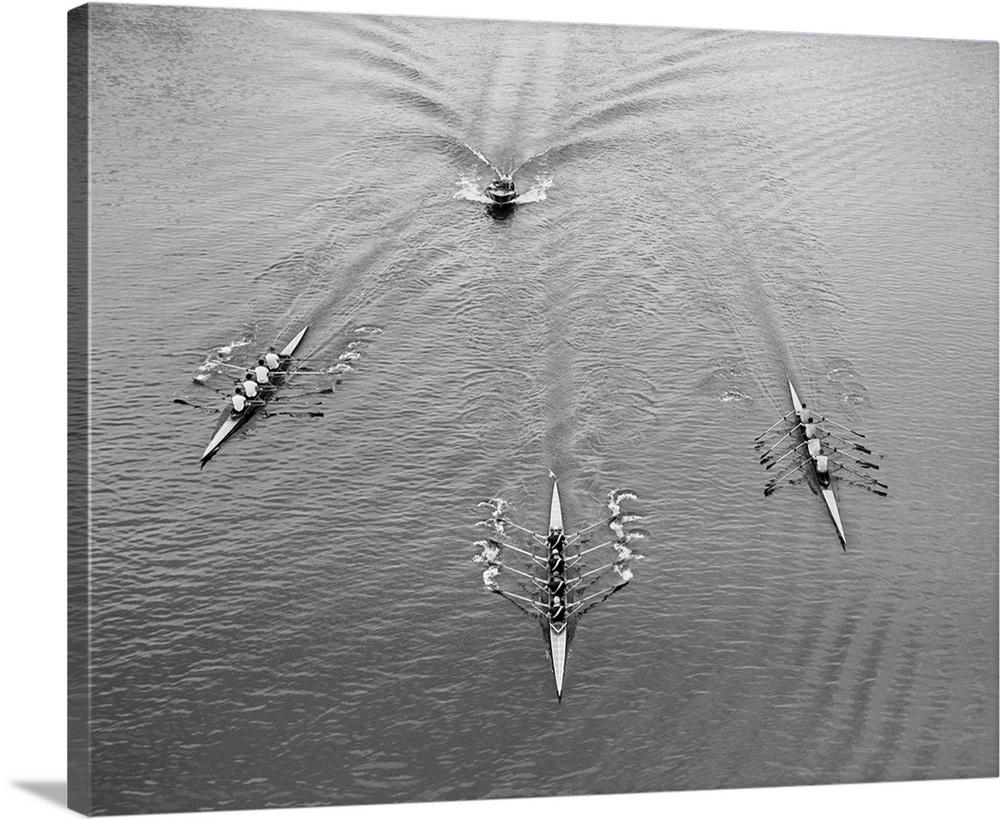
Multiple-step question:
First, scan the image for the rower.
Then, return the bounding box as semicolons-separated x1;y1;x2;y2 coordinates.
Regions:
231;386;247;414
815;454;831;488
803;417;819;439
550;594;566;622
807;438;822;459
264;346;281;370
549;572;566;597
242;372;260;400
254;359;271;385
548;547;565;573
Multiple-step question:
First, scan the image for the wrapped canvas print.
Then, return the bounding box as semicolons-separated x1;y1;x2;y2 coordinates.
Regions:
66;2;997;817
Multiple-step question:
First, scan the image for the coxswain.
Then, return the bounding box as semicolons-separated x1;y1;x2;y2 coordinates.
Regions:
242;372;259;400
815;454;831;487
264;346;281;370
254;359;270;385
231;386;247;414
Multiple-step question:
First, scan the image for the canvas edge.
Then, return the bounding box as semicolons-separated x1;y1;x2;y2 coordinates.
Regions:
68;3;92;816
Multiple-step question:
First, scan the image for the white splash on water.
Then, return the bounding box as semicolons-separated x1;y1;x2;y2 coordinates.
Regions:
464;143;501;173
195;335;255;381
513;174;553;204
607;489;638;518
454;174;493;204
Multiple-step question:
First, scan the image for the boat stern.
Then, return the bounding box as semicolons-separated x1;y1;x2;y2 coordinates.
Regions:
821;487;848;549
549;624;567;701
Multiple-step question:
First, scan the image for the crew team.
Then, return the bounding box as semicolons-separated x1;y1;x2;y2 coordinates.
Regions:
547;531;567;621
795;404;831;487
230;346;282;414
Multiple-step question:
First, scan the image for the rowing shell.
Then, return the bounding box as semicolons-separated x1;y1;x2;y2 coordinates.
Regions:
547;479;568;701
199;325;309;467
788;378;847;547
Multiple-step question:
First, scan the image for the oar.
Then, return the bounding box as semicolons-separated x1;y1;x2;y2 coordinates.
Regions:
491;537;545;563
498;563;538;582
834;462;888;489
192;380;234;398
273;387;334;401
498;518;548;544
203;361;247;372
262;409;325;419
568;580;629;613
854;483;889;497
764;463;804;496
565;516;616;545
576;561;618;581
754;410;796;441
814;415;867;438
490;588;538;616
829;446;879;469
820;429;873;454
571;538;617;559
831;465;888;496
172;398;220;413
764;440;808;470
757;428;798;460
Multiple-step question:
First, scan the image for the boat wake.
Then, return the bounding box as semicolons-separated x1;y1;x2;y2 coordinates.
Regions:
698;356;755;407
193;330;258;383
720;390;752;404
453;172;553;206
455;142;555;207
462;143;511;177
293;324;383;380
511;174;553;204
453;174;493;205
823;358;871;411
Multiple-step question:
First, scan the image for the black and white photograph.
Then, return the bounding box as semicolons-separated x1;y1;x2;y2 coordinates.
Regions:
3;2;999;818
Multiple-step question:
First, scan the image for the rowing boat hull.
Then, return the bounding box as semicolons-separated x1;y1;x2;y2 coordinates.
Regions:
787;378;847;547
821;487;846;547
199;326;308;467
548;479;568;700
549;624;567;699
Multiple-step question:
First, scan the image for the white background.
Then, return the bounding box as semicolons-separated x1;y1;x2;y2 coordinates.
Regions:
2;1;997;818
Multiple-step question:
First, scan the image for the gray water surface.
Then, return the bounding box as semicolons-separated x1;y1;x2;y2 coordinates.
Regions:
82;6;997;814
